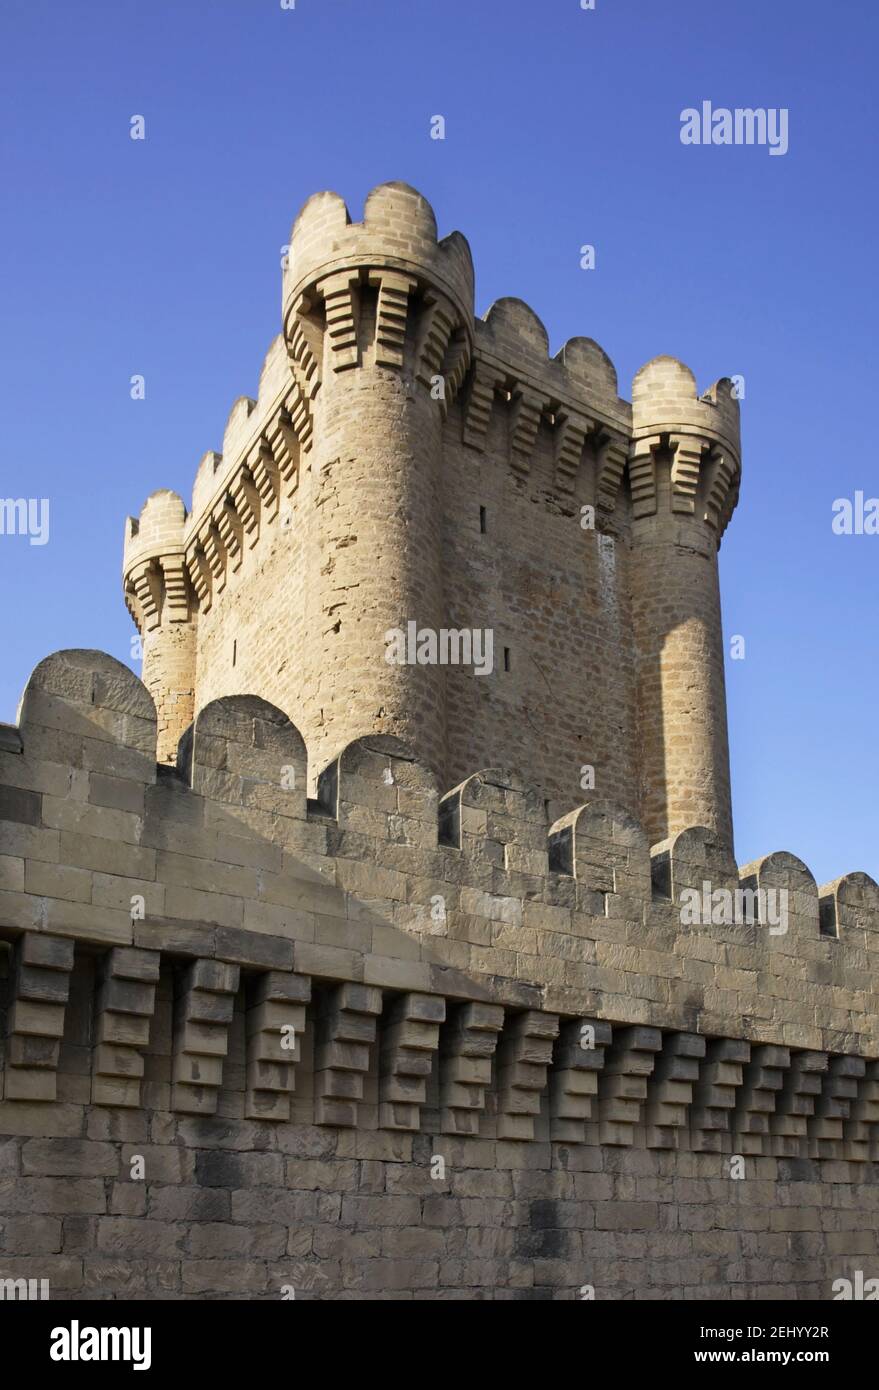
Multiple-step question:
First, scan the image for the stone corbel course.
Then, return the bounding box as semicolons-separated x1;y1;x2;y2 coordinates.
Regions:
0;649;876;1167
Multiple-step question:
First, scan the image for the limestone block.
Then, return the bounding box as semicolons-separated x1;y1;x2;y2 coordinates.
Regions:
245;970;311;1122
690;1038;750;1153
495;1009;559;1141
808;1054;866;1161
92;946;160;1108
770;1050;828;1157
171;958;240;1115
597;1024;662;1145
4;933;74;1102
314;982;382;1127
549;801;651;902
379;992;445;1131
549;1017;612;1142
644;1032;706;1149
439;1001;504;1136
843;1058;879;1162
733;1043;790;1156
182;697;308;818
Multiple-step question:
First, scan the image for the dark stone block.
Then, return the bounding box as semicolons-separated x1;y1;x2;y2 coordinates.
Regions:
0;785;41;826
0;723;23;754
777;1157;820;1183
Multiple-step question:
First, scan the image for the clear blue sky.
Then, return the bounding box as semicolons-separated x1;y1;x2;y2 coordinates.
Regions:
1;0;876;884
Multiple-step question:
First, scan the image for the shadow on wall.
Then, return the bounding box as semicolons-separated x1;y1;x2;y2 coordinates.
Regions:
0;649;877;1138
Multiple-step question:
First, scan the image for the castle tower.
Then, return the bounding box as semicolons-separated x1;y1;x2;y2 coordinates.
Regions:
281;183;474;777
119;184;742;837
123;490;196;762
628;359;741;847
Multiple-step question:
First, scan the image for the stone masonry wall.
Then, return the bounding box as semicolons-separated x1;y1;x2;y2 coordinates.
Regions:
439;390;639;819
2;1040;876;1301
0;650;877;1300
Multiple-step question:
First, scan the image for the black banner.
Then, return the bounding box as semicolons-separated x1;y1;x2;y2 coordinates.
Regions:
1;1298;875;1375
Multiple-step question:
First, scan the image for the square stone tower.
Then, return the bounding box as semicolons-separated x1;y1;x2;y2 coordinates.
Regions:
123;182;741;851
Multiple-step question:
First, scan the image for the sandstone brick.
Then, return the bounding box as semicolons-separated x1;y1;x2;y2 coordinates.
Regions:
82;1257;180;1294
0;855;25;892
341;1257;439;1292
120;1144;192;1185
0;1178;106;1215
21;1139;118;1178
284;1158;358;1191
97;1216;187;1256
340;1195;422;1227
0;1214;62;1253
0;1254;83;1290
595;1201;661;1231
187;1222;286;1260
195;1150;283;1189
181;1259;268;1294
230;1190;319;1226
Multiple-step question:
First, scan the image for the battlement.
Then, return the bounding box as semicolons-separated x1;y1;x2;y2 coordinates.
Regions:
123;184;741;638
283;182;475;338
631;357;741;537
1;650;876;1167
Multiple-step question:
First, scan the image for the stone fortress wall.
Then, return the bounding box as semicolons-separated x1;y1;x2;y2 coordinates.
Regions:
1;185;875;1301
0;651;876;1299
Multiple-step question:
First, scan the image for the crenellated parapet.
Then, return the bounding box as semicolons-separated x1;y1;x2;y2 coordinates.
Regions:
630;356;741;540
281;182;474;410
273;181;476;507
1;650;877;1168
123;490;196;765
462;299;632;521
123;489;193;633
121;183;662;633
177;341;303;621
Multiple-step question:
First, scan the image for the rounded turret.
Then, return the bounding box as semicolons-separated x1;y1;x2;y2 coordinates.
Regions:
279;182;476;777
627;357;742;847
123;490;195;763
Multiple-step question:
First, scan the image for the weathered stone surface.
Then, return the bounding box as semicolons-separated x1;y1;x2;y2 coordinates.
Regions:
0;182;874;1302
